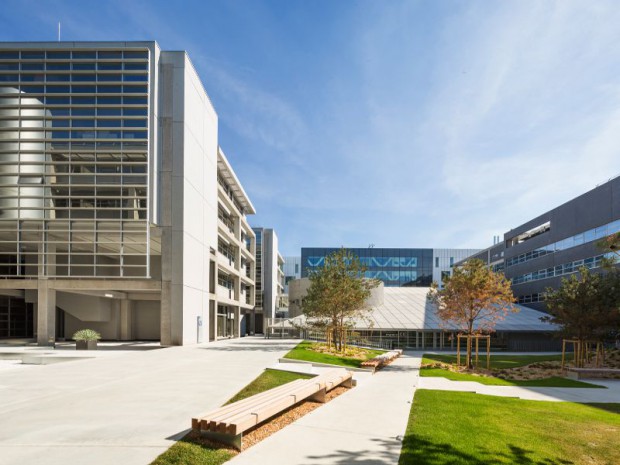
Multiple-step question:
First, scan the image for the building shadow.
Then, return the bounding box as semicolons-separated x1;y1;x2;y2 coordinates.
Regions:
398;436;574;465
54;341;163;351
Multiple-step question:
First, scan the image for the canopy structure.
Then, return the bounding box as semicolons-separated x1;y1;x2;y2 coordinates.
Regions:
278;287;558;351
365;287;555;332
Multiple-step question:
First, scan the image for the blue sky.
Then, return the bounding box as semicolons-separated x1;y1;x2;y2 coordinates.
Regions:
2;1;619;256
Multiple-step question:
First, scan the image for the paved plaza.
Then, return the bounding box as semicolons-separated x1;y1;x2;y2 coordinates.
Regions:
229;353;423;465
0;337;297;465
1;343;619;465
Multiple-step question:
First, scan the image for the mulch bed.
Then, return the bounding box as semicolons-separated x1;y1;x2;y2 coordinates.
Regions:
426;349;620;381
242;386;348;449
187;385;351;454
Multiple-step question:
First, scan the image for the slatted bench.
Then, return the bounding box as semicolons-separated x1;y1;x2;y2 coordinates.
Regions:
566;367;620;380
361;349;402;370
192;368;353;450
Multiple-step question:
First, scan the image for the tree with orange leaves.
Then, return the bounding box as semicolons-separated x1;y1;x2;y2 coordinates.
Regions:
428;259;517;368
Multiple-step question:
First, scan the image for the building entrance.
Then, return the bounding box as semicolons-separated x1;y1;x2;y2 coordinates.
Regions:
0;297;33;339
217;305;235;338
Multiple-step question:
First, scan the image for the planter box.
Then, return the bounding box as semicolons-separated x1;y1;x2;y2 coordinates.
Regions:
76;340;98;350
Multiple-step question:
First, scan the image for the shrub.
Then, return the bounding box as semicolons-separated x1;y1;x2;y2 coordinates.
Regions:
72;329;101;341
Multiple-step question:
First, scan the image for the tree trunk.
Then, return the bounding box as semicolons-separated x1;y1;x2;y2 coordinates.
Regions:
466;335;472;369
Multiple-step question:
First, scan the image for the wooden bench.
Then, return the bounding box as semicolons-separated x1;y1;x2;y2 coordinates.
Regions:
361;349;402;370
192;368;353;450
567;367;620;380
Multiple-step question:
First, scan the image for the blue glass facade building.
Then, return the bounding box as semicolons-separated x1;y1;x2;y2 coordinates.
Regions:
301;247;433;287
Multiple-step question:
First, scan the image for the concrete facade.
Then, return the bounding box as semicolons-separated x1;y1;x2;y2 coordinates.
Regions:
283;255;301;293
432;248;481;288
251;228;285;333
0;41;256;345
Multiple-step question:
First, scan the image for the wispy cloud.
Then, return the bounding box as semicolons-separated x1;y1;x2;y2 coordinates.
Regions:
3;0;618;254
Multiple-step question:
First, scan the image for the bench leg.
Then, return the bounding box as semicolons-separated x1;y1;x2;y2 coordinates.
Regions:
309;387;327;403
342;377;353;388
200;430;243;451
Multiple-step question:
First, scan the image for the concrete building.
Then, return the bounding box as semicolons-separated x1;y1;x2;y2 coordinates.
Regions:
282;255;301;293
301;247;480;288
458;176;620;311
250;228;284;334
0;41;256;345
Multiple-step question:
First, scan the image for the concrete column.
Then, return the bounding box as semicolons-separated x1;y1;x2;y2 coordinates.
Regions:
160;281;172;346
209;299;217;341
36;280;56;346
233;306;240;338
120;299;133;341
234;276;241;302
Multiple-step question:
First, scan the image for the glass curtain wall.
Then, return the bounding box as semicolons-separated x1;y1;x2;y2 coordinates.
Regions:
0;48;150;277
301;247;433;287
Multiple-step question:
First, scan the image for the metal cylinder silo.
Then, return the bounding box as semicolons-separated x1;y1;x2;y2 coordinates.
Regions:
0;87;50;219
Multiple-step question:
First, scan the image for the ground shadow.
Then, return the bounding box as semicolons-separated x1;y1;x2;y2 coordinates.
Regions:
380;364;419;373
398;436;575;465
199;341;298;353
54;341;162;351
304;437;404;465
305;434;577;465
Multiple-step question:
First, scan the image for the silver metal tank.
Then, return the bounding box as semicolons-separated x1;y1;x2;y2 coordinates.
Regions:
0;86;51;219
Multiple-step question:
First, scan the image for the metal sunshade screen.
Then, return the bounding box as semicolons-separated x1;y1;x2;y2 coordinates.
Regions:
0;47;150;277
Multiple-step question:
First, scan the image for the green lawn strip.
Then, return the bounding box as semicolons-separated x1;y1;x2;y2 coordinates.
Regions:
399;389;620;465
226;369;313;404
283;340;384;368
150;436;235;465
150;369;312;465
420;366;604;388
422;353;564;369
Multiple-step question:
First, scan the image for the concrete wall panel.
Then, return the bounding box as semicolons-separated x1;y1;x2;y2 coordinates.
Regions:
134;301;161;340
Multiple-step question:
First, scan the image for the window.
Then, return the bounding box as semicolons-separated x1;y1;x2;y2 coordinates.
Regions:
507;221;551;247
449;257;454;267
21;51;45;60
46;62;70;70
505;218;620;269
435;257;439;268
98;51;123;59
47;51;70;59
73;51;96;59
73;63;96;70
123;51;148;59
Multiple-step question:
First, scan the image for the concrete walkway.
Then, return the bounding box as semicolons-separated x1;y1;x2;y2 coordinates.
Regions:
228;352;422;465
418;376;620;402
0;337;298;465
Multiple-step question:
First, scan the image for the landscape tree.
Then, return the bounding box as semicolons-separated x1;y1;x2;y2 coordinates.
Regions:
302;248;379;352
598;231;620;260
427;259;517;368
543;267;620;365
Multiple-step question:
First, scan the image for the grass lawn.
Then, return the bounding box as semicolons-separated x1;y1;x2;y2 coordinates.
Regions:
283;340;384;368
420;367;603;388
150;369;312;465
399;389;620;465
226;369;313;404
422;353;564;369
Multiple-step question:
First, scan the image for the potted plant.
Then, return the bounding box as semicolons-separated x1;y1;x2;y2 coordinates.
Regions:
73;329;101;350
